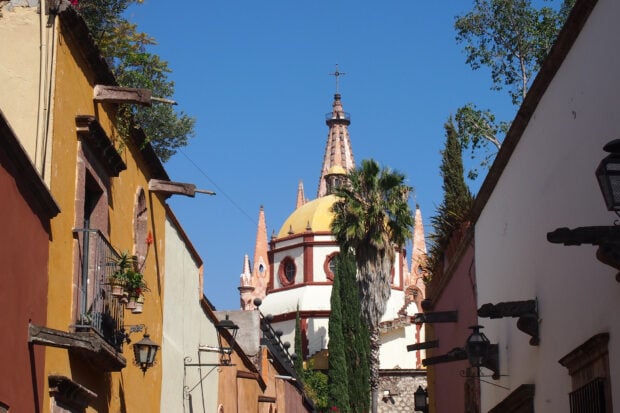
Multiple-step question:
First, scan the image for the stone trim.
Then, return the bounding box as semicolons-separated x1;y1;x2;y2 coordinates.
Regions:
488;384;534;413
48;375;97;410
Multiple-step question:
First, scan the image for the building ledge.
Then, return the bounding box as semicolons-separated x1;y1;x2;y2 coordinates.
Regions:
29;324;126;372
49;375;97;410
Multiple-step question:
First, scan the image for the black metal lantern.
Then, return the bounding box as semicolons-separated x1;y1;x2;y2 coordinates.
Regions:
596;139;620;211
133;331;159;373
465;325;490;368
414;385;428;412
216;313;239;365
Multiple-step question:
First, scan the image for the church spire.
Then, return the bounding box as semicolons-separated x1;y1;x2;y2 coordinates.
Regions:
239;206;270;310
317;92;355;198
411;205;428;283
296;180;306;209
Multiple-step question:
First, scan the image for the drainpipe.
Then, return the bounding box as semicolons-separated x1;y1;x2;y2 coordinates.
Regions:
35;0;48;176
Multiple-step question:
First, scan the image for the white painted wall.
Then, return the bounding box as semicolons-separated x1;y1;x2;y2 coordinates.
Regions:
162;217;219;413
475;0;620;410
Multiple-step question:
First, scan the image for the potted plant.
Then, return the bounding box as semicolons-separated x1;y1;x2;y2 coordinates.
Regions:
109;251;133;297
132;294;145;314
124;269;148;311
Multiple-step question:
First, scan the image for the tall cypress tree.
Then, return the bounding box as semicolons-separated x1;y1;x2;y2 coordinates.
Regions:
339;250;370;413
442;118;473;220
327;255;351;411
294;304;304;378
427;118;474;272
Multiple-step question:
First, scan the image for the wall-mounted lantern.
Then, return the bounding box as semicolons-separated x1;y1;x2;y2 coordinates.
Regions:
465;325;489;368
133;331;159;373
595;139;620;211
414;386;428;412
548;139;620;281
215;313;239;365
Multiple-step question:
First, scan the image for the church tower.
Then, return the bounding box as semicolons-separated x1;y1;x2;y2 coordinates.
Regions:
317;93;355;198
238;80;426;389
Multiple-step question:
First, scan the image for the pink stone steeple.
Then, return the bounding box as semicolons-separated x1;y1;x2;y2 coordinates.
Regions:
317;93;355;198
296;180;306;209
239;206;270;310
410;205;428;289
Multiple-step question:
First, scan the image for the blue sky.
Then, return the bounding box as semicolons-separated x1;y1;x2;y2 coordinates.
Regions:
126;1;530;310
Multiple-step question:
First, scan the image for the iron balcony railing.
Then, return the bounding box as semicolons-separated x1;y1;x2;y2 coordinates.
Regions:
73;228;126;351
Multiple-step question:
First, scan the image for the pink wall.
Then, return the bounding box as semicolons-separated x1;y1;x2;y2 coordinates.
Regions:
427;241;480;413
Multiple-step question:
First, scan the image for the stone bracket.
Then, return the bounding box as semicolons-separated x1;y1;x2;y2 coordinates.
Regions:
478;300;539;346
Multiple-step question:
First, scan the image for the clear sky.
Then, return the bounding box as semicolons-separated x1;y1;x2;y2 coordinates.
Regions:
125;0;532;310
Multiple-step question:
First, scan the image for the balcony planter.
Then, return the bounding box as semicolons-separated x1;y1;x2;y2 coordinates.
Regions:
109;252;133;297
132;294;145;314
126;295;138;310
124;269;148;312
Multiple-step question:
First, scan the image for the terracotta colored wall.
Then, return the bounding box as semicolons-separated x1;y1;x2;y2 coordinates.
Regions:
427;242;479;413
0;140;51;413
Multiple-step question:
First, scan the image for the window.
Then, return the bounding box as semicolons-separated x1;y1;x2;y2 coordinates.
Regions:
559;333;611;413
278;257;296;286
324;252;339;281
133;187;148;269
569;378;606;413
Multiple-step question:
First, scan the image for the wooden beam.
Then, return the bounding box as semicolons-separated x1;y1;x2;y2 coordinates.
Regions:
94;85;152;106
407;340;439;352
148;179;216;198
413;311;458;324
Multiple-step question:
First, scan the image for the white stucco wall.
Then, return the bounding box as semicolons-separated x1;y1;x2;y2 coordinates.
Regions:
475;0;620;410
163;217;219;413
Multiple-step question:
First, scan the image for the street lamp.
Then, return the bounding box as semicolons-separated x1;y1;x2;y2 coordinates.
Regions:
216;313;239;365
596;139;620;211
465;325;490;369
133;331;159;373
414;385;428;412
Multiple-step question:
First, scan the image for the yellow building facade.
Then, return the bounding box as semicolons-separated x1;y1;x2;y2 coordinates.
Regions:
0;4;167;411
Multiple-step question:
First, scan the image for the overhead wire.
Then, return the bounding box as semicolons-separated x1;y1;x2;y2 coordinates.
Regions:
178;149;257;226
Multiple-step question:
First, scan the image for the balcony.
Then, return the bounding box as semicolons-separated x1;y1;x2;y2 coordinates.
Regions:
29;229;127;371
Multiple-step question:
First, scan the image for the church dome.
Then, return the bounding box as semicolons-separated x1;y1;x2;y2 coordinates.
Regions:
277;195;338;238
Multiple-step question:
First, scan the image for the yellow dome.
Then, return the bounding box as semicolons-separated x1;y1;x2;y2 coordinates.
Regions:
277;195;338;238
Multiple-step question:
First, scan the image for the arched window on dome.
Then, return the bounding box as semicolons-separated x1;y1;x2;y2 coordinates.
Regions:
278;257;296;287
324;252;339;281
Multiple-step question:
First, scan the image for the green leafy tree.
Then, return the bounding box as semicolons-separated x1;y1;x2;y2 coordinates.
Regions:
327;254;351;412
454;0;575;178
331;159;414;413
77;0;195;161
303;362;329;411
427;119;474;274
338;250;370;413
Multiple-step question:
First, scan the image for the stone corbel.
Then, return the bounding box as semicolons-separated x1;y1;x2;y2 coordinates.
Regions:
477;300;539;345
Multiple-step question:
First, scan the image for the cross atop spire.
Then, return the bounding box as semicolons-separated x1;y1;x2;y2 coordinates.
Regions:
329;64;346;94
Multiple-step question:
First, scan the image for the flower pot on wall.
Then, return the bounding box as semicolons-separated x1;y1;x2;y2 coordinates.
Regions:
126;295;137;310
132;295;145;314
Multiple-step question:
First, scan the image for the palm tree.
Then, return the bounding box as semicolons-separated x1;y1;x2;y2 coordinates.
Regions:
331;159;414;413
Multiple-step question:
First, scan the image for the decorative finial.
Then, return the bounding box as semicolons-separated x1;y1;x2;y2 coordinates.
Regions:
329;64;346;94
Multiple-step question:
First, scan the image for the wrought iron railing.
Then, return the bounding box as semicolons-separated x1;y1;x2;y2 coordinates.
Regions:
73;228;125;351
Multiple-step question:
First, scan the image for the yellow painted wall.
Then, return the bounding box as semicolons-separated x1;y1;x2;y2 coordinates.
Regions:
44;13;165;412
